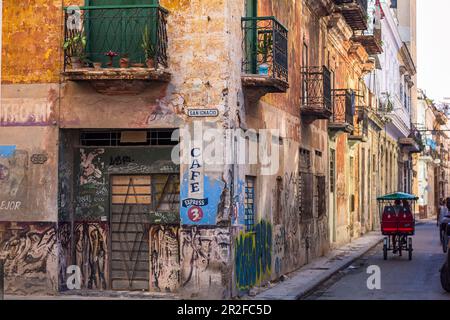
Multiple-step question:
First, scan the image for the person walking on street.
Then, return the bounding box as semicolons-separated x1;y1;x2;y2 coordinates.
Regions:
438;198;450;252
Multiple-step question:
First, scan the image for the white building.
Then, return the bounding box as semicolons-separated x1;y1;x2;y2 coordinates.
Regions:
367;0;419;194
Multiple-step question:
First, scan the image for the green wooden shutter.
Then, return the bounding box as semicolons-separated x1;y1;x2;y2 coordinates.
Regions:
245;0;257;74
86;0;159;66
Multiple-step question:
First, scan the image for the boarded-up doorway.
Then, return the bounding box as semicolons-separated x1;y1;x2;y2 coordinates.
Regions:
110;175;151;290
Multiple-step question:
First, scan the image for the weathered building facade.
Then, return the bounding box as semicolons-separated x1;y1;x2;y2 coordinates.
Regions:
416;90;450;219
0;0;313;298
367;0;420;202
0;0;420;299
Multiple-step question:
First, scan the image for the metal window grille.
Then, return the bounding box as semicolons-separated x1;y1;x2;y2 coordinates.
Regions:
332;89;355;124
330;149;336;193
300;148;311;170
80;129;177;146
300;66;332;113
299;172;313;220
245;176;256;231
315;175;326;217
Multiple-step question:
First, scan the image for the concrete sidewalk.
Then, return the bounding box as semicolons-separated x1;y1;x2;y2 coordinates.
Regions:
250;232;384;300
4;290;181;300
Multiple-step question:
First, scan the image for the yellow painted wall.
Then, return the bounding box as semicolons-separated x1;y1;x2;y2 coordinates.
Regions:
2;0;63;84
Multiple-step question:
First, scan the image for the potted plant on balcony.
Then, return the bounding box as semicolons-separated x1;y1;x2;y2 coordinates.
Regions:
119;53;130;68
93;62;102;70
257;32;273;76
104;50;119;68
141;26;156;69
63;34;87;69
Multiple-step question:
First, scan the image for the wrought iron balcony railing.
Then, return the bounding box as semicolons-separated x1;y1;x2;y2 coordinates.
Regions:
351;106;369;138
242;16;288;83
300;66;332;119
410;124;424;150
333;0;369;30
331;89;356;126
63;5;168;70
334;0;368;13
352;22;382;55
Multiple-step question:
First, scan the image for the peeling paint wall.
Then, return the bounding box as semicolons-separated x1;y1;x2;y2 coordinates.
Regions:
234;0;331;293
324;12;373;246
2;0;379;298
0;0;62;295
2;0;62;84
0;222;58;295
59;0;238;299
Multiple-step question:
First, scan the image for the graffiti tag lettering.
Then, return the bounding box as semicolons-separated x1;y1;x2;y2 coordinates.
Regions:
0;201;21;210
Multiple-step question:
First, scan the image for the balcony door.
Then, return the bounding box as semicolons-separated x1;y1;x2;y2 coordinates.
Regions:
86;0;159;66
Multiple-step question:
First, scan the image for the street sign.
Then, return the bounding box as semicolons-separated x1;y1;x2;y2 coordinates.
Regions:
187;109;219;117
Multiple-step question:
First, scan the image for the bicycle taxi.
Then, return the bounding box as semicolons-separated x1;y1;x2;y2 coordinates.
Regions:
377;192;418;260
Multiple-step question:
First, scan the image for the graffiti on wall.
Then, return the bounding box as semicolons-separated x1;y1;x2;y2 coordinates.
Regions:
273;225;286;277
58;222;108;291
232;179;245;226
58;162;71;221
75;147;177;220
1;102;52;126
0;147;28;210
76;149;107;219
276;171;301;270
0;222;57;294
149;225;180;292
235;220;272;291
180;227;230;292
75;222;108;290
0;87;57;126
31;153;48;164
58;222;71;290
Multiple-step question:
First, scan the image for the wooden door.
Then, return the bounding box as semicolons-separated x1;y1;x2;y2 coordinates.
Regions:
110;175;151;290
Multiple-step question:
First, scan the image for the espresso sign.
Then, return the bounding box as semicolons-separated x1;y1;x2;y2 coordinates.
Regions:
187;109;219;117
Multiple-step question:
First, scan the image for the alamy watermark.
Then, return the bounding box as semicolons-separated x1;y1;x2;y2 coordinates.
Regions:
366;265;381;290
170;121;282;176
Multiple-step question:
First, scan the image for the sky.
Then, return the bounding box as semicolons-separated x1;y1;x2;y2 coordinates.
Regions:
417;0;450;101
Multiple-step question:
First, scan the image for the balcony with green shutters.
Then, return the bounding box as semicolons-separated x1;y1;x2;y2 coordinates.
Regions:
62;3;170;95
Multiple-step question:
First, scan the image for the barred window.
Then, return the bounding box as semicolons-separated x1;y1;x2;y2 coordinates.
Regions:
300;148;311;170
245;176;256;231
330;149;336;193
299;172;313;220
80;129;177;146
315;175;326;217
